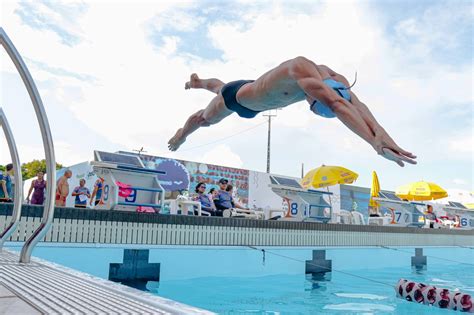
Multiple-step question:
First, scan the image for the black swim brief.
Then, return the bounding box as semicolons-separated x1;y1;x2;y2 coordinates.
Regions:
221;80;260;119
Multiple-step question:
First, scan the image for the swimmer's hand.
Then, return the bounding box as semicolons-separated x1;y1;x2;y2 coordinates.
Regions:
373;130;417;167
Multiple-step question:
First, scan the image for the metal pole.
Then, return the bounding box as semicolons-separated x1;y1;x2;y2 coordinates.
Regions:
263;111;277;173
0;28;56;263
266;115;271;173
0;108;23;250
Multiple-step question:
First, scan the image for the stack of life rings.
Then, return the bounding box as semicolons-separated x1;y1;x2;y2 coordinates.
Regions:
396;279;473;312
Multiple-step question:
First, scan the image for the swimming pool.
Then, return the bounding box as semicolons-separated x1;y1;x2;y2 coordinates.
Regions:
6;244;473;314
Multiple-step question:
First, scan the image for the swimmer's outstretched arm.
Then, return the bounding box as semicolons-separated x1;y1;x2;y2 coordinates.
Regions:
325;70;416;165
348;92;417;164
298;77;416;166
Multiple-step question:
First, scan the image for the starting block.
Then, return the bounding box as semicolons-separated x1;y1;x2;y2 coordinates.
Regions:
91;151;166;212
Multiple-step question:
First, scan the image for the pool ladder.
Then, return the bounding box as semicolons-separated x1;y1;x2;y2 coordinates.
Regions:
0;27;56;263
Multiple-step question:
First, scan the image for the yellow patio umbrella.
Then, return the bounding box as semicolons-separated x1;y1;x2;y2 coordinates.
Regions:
395;181;448;201
301;165;358;189
368;171;380;209
464;203;474;209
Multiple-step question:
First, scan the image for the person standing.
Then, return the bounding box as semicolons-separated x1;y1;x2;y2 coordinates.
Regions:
55;170;72;206
72;179;90;208
0;163;13;202
425;204;437;229
26;171;47;205
90;177;104;207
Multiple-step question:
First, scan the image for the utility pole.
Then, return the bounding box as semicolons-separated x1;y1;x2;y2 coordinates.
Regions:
263;110;279;173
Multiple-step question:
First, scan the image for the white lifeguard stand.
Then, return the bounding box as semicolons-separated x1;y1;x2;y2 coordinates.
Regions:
268;176;332;223
91;151;166;212
442;201;474;230
373;191;426;227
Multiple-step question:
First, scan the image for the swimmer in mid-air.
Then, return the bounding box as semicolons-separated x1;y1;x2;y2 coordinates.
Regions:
168;56;417;167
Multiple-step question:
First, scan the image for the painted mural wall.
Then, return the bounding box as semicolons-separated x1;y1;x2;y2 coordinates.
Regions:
133;152;251;206
33;151;336;215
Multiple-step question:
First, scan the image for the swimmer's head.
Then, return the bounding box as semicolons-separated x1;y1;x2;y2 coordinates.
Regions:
310;100;336;118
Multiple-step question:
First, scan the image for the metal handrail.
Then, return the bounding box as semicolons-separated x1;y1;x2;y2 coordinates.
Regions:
0;108;23;250
0;27;56;263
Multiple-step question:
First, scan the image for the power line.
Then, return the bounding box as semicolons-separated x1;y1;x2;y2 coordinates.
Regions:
178;120;268;152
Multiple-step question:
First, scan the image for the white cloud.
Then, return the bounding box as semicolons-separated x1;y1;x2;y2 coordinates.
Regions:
448;133;474;154
0;0;472;192
199;144;244;168
453;178;467;185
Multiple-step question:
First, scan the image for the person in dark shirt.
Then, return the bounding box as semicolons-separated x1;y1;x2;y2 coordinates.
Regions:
194;182;217;215
214;178;248;214
26;171;47;205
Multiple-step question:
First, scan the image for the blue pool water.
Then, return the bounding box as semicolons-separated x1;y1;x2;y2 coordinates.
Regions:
7;244;474;314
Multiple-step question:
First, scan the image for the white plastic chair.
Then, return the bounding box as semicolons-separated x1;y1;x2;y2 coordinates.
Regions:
350;211;366;225
337;210;352;224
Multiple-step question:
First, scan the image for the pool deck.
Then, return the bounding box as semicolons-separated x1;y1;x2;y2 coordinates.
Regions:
0;249;213;315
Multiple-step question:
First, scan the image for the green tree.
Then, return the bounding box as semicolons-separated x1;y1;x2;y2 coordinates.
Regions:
21;159;64;180
0;165;4;172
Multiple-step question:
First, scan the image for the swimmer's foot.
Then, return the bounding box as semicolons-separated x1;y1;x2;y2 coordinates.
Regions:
168;128;186;151
185;73;201;90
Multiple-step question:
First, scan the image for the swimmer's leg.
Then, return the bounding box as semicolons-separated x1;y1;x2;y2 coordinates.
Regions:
168;94;232;151
185;73;225;94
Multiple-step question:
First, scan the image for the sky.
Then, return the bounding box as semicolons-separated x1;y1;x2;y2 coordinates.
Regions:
0;0;472;193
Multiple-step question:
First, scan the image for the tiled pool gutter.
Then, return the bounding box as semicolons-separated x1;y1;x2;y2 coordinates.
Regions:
1;204;472;247
0;249;213;314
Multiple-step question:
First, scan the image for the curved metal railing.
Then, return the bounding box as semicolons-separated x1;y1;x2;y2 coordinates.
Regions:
0;27;56;263
0;108;23;250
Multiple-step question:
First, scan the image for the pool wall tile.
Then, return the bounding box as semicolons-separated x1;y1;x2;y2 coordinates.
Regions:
0;204;472;247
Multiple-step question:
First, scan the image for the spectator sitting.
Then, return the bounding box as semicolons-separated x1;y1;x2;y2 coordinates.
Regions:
225;184;235;208
26;171;47;205
225;183;248;209
368;206;381;217
425;204;437;228
214;178;248;214
72;179;90;208
0;163;13;202
194;182;217;215
208;187;219;204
